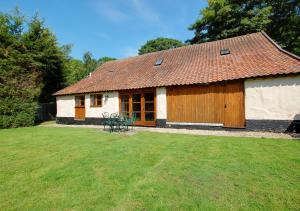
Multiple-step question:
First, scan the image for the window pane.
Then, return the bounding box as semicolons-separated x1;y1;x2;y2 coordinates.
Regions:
96;94;102;106
132;94;141;102
133;112;141;121
121;103;129;113
145;103;154;111
80;96;85;106
76;96;85;107
121;95;129;103
90;94;102;107
96;95;102;105
145;112;154;121
121;94;129;114
90;95;94;106
75;97;78;106
132;103;141;112
144;93;154;102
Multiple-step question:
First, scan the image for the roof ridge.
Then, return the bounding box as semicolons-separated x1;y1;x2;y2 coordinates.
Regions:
54;31;300;96
261;31;300;61
92;32;263;73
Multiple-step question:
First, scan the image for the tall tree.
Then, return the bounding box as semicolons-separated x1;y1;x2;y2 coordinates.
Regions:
62;53;116;86
0;8;67;128
98;57;116;66
188;0;272;43
82;51;98;78
138;37;184;55
22;14;66;102
189;0;300;55
0;9;41;128
62;59;85;86
266;0;300;55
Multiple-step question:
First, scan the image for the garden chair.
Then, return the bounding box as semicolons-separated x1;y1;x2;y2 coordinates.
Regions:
118;114;128;131
122;112;137;131
130;112;137;129
102;112;110;130
110;113;120;132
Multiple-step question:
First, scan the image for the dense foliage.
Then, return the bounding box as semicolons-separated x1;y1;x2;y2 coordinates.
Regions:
63;51;116;86
138;37;184;55
189;0;300;55
0;9;66;128
0;9;115;128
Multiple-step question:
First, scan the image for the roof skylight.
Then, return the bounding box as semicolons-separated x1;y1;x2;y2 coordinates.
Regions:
220;48;230;55
154;58;163;66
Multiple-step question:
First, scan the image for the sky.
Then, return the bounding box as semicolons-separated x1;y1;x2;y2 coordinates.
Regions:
1;0;207;60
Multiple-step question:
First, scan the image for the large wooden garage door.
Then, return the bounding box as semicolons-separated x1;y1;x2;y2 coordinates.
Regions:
167;84;225;124
167;81;245;128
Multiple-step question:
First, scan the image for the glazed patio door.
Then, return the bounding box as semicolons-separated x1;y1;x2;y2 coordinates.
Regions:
144;92;155;125
132;93;142;123
120;90;156;126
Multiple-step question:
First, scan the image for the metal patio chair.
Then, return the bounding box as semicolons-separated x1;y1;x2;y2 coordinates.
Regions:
123;112;137;130
109;113;120;132
102;112;110;130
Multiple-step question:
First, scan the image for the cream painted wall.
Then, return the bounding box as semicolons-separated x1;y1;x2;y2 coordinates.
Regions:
56;95;75;117
156;87;167;119
56;92;119;118
85;92;119;117
245;75;300;120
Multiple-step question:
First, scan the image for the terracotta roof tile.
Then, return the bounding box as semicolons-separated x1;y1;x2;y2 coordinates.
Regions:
54;32;300;95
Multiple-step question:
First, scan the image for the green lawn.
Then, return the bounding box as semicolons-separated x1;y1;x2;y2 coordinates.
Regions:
0;127;299;210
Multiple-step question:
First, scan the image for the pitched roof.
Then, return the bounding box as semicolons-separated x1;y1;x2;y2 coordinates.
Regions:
54;32;300;96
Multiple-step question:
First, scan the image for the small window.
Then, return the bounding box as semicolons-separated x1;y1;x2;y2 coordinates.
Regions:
220;48;230;55
90;94;102;107
154;58;163;66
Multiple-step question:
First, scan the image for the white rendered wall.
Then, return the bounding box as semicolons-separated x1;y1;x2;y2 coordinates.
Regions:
56;92;119;118
156;87;167;119
85;92;119;117
56;95;75;117
245;75;300;120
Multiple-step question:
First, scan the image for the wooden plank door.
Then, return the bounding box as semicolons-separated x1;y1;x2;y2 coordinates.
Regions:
224;82;245;128
75;95;85;120
167;85;224;123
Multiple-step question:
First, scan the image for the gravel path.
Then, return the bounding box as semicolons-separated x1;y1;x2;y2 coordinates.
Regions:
39;123;297;139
